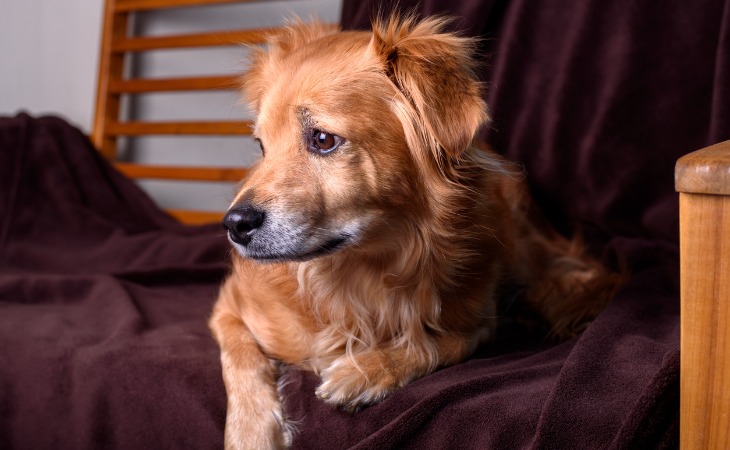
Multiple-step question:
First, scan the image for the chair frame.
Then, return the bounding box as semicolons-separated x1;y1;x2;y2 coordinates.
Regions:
91;0;274;223
676;139;730;449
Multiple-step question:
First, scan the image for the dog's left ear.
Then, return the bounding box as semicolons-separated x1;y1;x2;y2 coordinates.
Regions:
369;16;489;159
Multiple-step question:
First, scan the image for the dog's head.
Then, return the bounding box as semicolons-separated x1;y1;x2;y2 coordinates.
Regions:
224;16;488;261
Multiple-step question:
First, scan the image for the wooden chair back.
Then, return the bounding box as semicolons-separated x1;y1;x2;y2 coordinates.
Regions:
92;0;281;224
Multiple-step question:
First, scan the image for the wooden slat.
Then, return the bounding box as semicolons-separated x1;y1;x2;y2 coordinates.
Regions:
105;120;252;136
167;209;225;224
92;2;129;159
112;29;275;52
115;163;248;181
108;75;239;93
115;0;258;12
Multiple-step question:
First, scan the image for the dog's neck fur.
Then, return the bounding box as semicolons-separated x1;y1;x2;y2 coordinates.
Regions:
295;240;444;373
294;146;505;372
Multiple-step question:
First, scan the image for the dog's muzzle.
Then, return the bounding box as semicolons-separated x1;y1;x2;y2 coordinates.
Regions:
222;204;265;246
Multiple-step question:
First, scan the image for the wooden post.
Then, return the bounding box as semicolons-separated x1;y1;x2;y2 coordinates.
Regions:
676;140;730;449
92;0;128;160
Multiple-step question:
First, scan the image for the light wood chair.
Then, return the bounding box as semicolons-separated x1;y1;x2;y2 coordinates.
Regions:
91;0;278;224
675;140;730;449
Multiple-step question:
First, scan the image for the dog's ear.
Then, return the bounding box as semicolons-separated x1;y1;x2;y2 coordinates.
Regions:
369;15;488;159
243;20;340;112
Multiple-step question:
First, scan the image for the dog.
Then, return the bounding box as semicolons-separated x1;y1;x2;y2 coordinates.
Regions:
209;14;619;449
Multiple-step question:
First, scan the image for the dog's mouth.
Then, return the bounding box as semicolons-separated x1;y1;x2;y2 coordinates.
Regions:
223;204;364;263
255;235;349;262
230;234;350;263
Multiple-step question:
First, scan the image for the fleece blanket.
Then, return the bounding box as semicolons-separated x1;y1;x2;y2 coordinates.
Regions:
2;0;729;448
0;114;228;449
290;0;730;447
0;115;674;450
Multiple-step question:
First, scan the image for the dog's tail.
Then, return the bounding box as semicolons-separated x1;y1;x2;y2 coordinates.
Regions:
505;183;625;340
523;231;624;339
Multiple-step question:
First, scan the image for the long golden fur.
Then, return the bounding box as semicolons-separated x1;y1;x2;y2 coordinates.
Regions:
209;15;619;449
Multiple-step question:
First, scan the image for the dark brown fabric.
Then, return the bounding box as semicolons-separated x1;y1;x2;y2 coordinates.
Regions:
2;0;729;447
285;0;729;448
0;114;227;449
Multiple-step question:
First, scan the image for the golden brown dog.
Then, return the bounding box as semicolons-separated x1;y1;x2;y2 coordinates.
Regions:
209;15;618;449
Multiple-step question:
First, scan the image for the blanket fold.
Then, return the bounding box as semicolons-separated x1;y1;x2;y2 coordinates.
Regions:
1;114;228;450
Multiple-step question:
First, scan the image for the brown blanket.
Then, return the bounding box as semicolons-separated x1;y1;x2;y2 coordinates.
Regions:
2;0;729;447
0;114;227;449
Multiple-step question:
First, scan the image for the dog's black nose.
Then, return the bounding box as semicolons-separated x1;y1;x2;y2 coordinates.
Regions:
223;205;265;246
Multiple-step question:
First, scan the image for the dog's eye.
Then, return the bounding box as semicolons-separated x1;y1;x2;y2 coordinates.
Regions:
308;129;343;155
254;138;265;156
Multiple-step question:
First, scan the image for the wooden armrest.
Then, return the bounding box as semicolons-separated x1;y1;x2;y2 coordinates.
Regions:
675;140;730;449
676;140;730;195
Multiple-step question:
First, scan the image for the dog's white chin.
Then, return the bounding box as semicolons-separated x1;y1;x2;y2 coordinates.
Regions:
229;233;350;262
228;211;368;262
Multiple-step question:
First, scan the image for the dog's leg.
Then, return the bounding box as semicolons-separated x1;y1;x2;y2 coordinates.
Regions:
209;298;290;450
316;333;477;410
316;348;413;409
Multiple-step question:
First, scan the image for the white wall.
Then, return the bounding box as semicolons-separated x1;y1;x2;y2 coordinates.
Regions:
0;0;342;213
0;0;105;131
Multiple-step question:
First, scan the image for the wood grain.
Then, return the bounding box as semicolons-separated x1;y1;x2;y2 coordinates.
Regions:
108;75;240;93
115;0;257;12
112;29;275;51
676;142;730;449
106;120;252;136
679;193;730;449
675;140;730;195
92;1;127;159
167;209;225;224
115;163;248;181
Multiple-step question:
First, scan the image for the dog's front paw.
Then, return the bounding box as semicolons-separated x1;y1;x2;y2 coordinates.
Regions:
316;354;402;411
225;387;292;450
